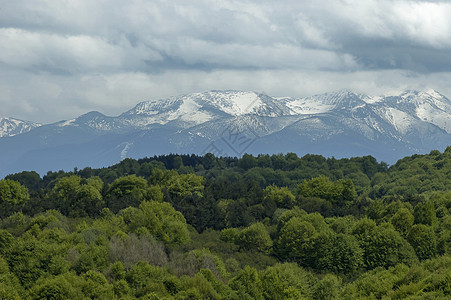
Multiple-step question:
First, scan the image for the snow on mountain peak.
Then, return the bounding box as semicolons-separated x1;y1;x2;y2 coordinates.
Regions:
126;97;182;116
283;89;369;115
373;89;451;134
397;89;448;104
2;88;450;140
120;90;292;129
315;89;367;107
197;90;262;115
0;117;41;137
1;88;450;178
362;95;384;104
196;90;293;117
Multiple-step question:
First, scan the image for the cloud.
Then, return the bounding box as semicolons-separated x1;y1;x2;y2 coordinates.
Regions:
0;0;451;123
0;28;126;73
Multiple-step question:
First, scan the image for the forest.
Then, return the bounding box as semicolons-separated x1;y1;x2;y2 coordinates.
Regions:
0;148;450;299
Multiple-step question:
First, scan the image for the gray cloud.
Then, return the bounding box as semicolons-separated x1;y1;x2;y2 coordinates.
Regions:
1;0;451;123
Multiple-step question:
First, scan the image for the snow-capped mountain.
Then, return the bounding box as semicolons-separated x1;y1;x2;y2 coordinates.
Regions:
282;89;450;140
117;90;294;129
0;117;41;137
0;89;450;177
379;90;451;133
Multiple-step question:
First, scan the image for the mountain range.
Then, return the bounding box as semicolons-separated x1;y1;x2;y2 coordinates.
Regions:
1;89;450;177
0;117;41;138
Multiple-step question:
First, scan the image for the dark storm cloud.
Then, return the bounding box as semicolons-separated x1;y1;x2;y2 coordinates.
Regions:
0;0;450;123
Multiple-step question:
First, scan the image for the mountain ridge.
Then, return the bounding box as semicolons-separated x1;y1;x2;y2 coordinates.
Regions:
0;117;42;138
1;89;450;177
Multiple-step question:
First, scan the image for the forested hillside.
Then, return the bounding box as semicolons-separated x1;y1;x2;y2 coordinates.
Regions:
1;148;450;299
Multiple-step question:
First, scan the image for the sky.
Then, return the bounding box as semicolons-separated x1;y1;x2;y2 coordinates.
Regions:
1;0;451;123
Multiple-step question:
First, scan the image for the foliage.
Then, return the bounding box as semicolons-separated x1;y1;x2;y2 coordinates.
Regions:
0;149;450;298
407;224;437;260
0;179;29;218
235;222;273;254
357;224;418;269
264;184;295;209
120;201;190;244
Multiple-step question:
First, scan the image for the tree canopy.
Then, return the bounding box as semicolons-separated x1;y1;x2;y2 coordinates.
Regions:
0;149;450;298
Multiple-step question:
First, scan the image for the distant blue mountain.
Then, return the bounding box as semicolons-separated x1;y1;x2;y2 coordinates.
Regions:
1;89;450;177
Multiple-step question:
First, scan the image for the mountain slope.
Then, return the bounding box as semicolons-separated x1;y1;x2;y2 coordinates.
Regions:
0;89;450;177
0;117;41;137
378;90;451;133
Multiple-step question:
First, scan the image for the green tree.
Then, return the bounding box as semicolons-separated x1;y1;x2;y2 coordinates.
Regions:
30;275;77;300
113;279;131;297
50;175;104;216
106;175;148;212
414;200;437;226
0;283;21;300
264;184;295;209
173;156;184;169
277;217;318;265
297;176;341;201
0;257;23;299
0;179;29;217
229;266;263;300
219;228;240;244
202;153;216;170
0;179;30;205
239;154;258;171
328;216;355;234
110;261;126;281
51;175;81;213
75;185;103;216
297;176;357;211
126;261;174;298
358;225;418;269
147;185;164;202
5;171;41;191
352;217;377;239
276;207;307;232
81;270;114;299
164;173;205;199
74;243;109;274
340;178;357;205
315;233;363;274
121;201;190;244
260;263;312;300
114;158;140;176
340;265;407;299
407;224;437;260
0;230;14;255
312;274;340;300
236;222;273;254
390;207;414;238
